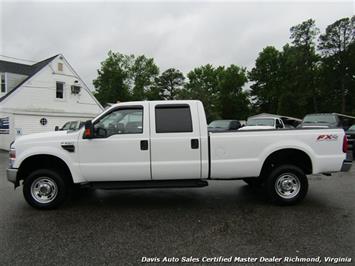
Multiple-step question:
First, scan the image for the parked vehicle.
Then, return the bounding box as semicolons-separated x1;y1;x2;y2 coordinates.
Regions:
346;124;355;159
208;120;241;132
300;113;343;128
56;121;85;131
7;100;351;209
239;117;285;130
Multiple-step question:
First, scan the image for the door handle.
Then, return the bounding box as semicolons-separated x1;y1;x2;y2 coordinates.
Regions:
140;140;148;150
191;139;199;149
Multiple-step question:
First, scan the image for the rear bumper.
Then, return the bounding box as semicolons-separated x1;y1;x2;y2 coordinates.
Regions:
7;168;18;184
341;160;352;172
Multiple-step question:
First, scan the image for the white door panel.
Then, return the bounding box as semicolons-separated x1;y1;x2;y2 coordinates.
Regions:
78;136;150;181
150;102;201;180
78;103;151;182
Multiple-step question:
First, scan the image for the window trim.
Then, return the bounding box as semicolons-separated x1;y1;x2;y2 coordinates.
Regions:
56;81;65;100
0;73;7;93
155;104;193;134
92;105;144;138
58;62;63;72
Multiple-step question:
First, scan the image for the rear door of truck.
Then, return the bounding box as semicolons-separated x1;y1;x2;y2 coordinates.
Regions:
149;101;202;180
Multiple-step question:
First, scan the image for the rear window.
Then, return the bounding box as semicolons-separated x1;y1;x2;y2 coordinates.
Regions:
155;105;193;133
303;114;336;124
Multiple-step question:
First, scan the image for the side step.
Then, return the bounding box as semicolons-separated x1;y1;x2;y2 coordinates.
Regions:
85;179;209;190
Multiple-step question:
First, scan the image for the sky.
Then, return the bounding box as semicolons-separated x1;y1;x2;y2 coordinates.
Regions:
0;0;354;90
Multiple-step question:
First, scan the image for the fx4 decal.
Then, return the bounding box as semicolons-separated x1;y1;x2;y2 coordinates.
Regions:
317;134;338;141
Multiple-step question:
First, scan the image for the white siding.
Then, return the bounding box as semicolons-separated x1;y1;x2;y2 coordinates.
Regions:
1;56;102;115
0;54;103;150
14;114;88;135
6;73;28;93
0;112;15;150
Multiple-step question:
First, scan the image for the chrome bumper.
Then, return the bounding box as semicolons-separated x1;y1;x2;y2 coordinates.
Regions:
7;168;18;184
341;160;352;172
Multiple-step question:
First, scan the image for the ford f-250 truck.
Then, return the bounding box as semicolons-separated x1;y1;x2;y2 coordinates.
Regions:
7;100;352;209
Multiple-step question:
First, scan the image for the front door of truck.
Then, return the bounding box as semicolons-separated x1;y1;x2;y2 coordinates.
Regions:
78;103;151;181
149;102;201;180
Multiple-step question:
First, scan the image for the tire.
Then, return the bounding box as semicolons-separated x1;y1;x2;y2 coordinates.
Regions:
242;178;263;187
265;165;308;205
23;169;70;209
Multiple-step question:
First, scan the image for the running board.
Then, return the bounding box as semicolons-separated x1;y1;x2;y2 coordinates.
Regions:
85;179;209;190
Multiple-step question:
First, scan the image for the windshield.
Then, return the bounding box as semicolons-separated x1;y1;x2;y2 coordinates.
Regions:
208;120;230;128
61;122;71;130
303;114;336;124
247;118;275;127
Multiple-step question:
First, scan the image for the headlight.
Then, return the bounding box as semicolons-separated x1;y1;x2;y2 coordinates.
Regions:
9;149;16;168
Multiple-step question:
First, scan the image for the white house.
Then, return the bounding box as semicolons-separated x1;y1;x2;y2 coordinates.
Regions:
0;54;103;150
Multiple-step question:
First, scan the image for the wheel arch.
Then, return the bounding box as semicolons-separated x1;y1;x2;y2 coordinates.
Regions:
260;148;313;178
17;154;74;184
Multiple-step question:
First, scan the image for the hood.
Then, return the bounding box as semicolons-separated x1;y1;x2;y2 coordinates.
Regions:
239;126;274;130
14;130;80;148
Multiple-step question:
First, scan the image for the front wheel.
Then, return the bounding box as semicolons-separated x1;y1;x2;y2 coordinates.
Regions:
265;165;308;205
23;169;70;209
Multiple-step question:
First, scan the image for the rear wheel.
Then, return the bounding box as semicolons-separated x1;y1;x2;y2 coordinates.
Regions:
23;169;70;209
265;165;308;205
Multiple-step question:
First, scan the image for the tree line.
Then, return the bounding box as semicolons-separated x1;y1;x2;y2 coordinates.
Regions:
93;16;355;121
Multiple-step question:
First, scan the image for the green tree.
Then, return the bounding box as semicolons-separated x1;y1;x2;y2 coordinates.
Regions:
155;68;185;100
218;65;249;119
93;51;132;105
179;64;220;121
94;52;159;104
248;46;282;114
318;16;355;113
130;55;159;101
289;19;320;113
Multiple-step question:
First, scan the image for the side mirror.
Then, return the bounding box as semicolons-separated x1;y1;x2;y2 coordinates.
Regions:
83;120;93;139
54;126;59;131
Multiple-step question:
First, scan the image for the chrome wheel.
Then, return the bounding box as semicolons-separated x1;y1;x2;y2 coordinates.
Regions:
274;173;300;199
30;177;58;204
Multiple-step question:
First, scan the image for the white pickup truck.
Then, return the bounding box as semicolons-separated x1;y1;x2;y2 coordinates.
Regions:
7;100;351;209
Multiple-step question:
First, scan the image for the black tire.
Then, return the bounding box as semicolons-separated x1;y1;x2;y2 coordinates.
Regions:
265;165;308;205
23;169;70;209
242;178;263;187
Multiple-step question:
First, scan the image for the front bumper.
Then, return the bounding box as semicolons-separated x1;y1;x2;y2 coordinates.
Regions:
7;168;18;184
341;160;352;172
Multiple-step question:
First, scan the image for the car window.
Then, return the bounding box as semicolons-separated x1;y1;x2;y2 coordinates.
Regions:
247;118;275;127
208;120;231;129
61;122;71;130
303;114;336;124
155;105;192;133
69;121;78;130
94;107;143;137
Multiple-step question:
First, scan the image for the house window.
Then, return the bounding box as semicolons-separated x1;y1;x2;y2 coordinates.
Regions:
56;82;64;99
58;63;63;72
1;73;6;93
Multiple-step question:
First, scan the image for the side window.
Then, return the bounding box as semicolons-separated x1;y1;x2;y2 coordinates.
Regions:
155;105;193;133
56;82;64;99
276;119;282;128
69;121;78;130
94;107;143;138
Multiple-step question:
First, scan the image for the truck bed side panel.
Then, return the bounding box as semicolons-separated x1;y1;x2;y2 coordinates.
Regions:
209;129;346;179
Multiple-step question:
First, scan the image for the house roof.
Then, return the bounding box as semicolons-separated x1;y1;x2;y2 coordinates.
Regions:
0;60;33;75
0;54;59;102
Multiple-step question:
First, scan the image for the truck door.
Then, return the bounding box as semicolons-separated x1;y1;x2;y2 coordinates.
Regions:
149;102;201;180
78;103;151;181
